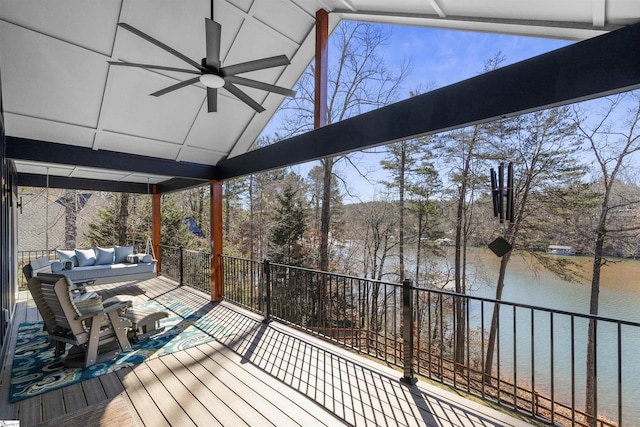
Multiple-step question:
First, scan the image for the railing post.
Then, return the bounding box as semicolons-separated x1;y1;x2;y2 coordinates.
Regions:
400;278;417;385
179;245;184;286
263;259;272;323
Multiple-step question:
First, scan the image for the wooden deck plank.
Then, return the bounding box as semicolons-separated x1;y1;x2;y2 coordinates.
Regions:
182;346;278;427
1;277;535;427
81;377;108;405
36;394;138;427
194;340;339;427
160;353;250;427
61;382;88;414
0;291;28;421
145;356;222;427
19;393;42;426
131;363;196;427
41;389;65;421
99;371;126;399
116;366;169;427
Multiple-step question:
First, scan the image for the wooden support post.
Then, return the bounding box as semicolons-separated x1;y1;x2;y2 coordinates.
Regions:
152;188;161;275
314;9;329;130
210;180;223;302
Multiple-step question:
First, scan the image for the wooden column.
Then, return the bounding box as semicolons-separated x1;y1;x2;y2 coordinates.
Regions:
210;180;223;302
314;9;329;129
152;188;161;275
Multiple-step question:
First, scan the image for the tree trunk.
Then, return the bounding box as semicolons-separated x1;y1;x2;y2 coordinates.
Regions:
319;157;333;272
585;224;605;424
483;250;512;380
64;190;77;249
454;149;472;370
116;193;130;245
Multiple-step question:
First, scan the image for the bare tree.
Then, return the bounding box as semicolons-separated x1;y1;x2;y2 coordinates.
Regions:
483;105;584;379
575;91;640;423
281;21;410;272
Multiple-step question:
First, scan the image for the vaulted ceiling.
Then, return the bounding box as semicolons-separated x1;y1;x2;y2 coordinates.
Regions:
1;0;639;192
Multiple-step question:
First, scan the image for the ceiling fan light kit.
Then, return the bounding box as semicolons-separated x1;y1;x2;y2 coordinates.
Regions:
199;74;225;89
110;18;296;113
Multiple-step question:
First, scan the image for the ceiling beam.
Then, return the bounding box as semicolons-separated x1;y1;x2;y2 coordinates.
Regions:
426;0;446;18
593;0;606;27
156;177;209;193
6;137;216;180
216;22;640;180
17;173;151;193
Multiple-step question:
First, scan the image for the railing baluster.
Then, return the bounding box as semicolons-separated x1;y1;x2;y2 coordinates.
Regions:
125;251;640;427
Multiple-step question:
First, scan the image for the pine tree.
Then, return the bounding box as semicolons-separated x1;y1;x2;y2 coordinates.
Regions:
269;184;308;267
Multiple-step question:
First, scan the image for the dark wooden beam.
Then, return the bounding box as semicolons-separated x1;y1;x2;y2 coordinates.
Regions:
216;22;640;180
315;9;329;129
210;180;223;302
156;178;208;193
6;137;215;180
17;173;150;193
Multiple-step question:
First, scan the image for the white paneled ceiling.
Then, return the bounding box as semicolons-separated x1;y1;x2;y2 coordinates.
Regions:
1;0;639;187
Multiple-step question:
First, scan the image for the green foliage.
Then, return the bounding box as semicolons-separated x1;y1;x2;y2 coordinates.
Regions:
86;192;193;250
86;193;129;247
269;183;308;266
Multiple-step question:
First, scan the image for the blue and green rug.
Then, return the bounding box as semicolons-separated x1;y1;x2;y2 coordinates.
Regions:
10;297;229;402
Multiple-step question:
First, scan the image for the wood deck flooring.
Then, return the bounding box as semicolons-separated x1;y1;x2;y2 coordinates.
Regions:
0;276;535;426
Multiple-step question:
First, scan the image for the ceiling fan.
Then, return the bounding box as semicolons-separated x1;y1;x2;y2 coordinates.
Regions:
109;18;296;113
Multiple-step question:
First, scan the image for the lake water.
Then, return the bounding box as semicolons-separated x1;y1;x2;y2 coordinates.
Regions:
447;249;640;426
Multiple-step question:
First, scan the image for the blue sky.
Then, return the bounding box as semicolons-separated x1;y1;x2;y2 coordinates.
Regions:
262;23;574;203
384;25;571;94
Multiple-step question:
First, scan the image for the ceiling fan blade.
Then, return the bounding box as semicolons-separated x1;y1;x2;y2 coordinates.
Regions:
205;18;221;70
150;77;201;97
221;55;290;76
224;82;265;113
224;76;296;97
207;87;218;113
118;23;206;71
108;61;201;74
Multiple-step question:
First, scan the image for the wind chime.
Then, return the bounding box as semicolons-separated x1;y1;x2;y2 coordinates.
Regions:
488;162;514;257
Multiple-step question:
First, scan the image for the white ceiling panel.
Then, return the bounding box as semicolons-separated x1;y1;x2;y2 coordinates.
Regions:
3;114;96;148
0;0;121;55
176;146;227;165
94;132;181;160
0;23;108;127
70;168;131;181
100;66;204;145
2;0;639;189
184;99;254;151
14;161;75;177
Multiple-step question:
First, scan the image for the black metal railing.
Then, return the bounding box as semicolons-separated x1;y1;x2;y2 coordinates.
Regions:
220;255;638;427
158;245;211;293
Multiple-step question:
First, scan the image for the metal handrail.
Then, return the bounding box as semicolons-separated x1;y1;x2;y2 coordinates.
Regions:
220;254;634;427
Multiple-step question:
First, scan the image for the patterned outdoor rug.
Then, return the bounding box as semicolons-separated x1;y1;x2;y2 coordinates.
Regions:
10;296;229;402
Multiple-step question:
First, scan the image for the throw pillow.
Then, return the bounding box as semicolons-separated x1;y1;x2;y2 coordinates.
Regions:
114;245;134;263
136;253;153;263
95;246;115;265
30;256;52;275
50;261;63;273
126;254;141;264
56;249;79;267
75;248;96;267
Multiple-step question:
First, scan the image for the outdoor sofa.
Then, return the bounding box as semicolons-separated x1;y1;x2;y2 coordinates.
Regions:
28;246;156;285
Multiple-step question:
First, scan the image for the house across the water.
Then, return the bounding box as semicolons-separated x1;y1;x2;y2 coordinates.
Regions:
547;245;577;255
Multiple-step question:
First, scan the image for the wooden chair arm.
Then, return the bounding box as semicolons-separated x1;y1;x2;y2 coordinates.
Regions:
75;301;132;320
